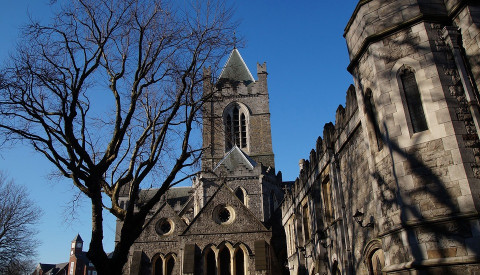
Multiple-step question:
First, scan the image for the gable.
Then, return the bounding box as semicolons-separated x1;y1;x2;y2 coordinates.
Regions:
182;183;268;236
138;202;187;242
214;145;257;172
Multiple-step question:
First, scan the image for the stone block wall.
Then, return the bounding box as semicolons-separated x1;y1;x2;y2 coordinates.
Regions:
201;65;275;171
452;3;480;94
282;1;480;274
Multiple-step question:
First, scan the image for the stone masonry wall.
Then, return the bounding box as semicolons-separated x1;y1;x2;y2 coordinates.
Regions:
202;67;275;171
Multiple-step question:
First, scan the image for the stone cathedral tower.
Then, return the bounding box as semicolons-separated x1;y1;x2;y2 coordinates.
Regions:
121;48;285;275
201;48;275;171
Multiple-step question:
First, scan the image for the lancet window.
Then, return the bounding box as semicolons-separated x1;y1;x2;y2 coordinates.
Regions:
225;104;248;150
399;67;428;133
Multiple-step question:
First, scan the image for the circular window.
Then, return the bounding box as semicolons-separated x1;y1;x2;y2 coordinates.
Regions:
156;218;174;236
218;208;231;222
213;204;235;225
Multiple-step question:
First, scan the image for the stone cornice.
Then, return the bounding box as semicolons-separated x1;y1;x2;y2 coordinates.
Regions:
343;0;373;37
345;0;472;73
347;14;449;73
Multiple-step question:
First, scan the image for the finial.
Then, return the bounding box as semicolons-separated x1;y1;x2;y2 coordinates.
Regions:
233;30;237;49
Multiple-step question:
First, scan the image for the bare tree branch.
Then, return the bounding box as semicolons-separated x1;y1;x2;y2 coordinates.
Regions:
0;172;41;274
0;0;235;274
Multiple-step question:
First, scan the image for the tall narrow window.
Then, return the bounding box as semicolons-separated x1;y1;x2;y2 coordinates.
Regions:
154;257;163;275
240;114;246;148
322;178;334;223
234;249;245;275
205;249;216;275
365;89;383;150
400;68;428;133
224;104;248;151
219;247;231;275
302;204;311;241
226;115;232;150
235;188;245;204
233;107;240;145
165;256;174;275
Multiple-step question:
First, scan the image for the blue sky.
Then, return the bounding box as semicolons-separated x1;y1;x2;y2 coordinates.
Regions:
0;0;358;265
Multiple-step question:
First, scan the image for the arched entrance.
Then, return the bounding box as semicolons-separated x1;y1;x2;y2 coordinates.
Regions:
369;249;385;275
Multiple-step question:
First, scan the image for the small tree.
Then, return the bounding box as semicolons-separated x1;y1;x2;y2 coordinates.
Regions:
0;0;235;273
0;173;41;275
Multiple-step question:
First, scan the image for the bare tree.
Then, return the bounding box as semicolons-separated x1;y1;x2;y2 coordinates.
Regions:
0;0;235;273
0;173;41;275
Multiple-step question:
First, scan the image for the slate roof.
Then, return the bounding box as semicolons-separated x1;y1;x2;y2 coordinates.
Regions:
214;145;257;171
137;186;193;209
72;234;83;243
219;48;255;82
37;262;68;275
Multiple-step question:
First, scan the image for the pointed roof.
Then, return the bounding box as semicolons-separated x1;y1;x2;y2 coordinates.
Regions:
219;48;255;82
72;234;83;243
214;145;257;171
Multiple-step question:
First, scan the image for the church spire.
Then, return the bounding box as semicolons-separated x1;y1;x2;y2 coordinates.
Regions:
218;48;255;82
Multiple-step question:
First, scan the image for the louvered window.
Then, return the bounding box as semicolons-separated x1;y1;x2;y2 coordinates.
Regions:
225;104;248;150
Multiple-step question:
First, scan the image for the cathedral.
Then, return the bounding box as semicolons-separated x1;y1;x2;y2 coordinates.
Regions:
120;0;480;274
120;48;285;275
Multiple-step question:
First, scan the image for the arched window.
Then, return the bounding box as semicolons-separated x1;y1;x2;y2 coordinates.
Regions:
235;188;245;204
322;177;334;223
204;248;216;275
226;115;233;150
234;249;245;275
302;203;311;242
219;247;231;275
165;256;175;275
153;256;163;275
240;113;246;148
224;104;248;151
399;67;428;133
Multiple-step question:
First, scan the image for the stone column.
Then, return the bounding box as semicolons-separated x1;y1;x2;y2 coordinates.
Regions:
443;26;480;140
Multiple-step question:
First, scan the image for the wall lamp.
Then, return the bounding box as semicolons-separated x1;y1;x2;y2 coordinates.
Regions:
283;261;294;270
353;210;374;228
317;229;332;248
